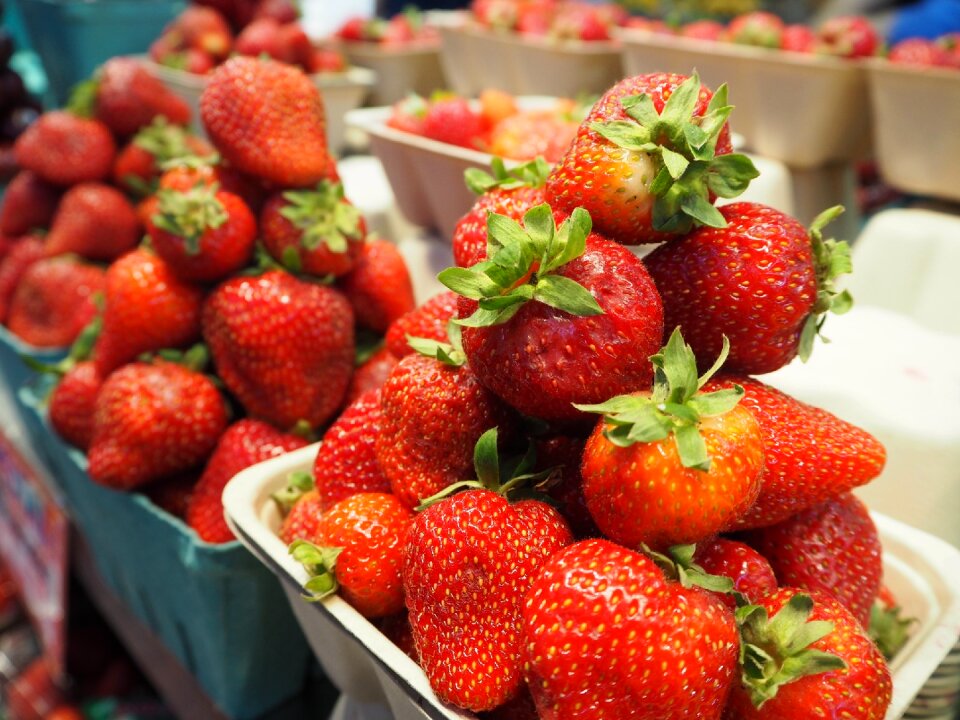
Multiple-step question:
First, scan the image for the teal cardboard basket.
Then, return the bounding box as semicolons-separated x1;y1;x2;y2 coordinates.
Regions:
19;386;312;718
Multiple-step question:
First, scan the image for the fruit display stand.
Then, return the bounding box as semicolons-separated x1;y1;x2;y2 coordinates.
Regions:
223;443;960;720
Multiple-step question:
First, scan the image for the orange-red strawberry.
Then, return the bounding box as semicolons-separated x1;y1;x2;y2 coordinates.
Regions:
728;589;892;719
146;185;256;283
49;361;103;451
292;492;415;619
645;203;852;374
384;290;458;358
523;538;738;719
200;56;331;188
0;236;44;324
313;389;390;511
739;493;882;627
44;183;140;262
186;418;308;543
13;111;116;186
704;375;886;529
338;238;415;333
202;270;355;430
577;330;764;550
94;57;192;137
546;73;756;244
441;205;663;424
343;346;398;405
0;171;60;236
113;119;214;196
87;360;228;490
259;181;366;277
693;538;777;610
6;257;105;348
92;248;205;375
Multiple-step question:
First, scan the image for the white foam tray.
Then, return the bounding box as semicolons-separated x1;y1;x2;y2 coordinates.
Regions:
224;443;960;720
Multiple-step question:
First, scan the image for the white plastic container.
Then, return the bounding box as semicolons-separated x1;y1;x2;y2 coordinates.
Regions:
223;444;960;720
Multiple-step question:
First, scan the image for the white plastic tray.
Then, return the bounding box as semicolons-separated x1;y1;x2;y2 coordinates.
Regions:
224;443;960;720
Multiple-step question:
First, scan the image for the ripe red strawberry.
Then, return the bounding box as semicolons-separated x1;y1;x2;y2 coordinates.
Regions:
523;538;738;719
292;492;415;618
726;11;784;47
259;181;366;278
6;257;105;348
308;48;347;74
0;236;45;324
200;56;331;188
343;346;398;405
442;205;664;424
693;538;777;609
279;487;324;545
313;389;390;511
14;111;116;186
145;185;256;283
92;248;205;375
739;493;881;627
202;270;355;430
87;361;228;490
49;361;103;450
645;203;852;374
727;589;892;719
234;17;283;59
338;238;415;333
385;290;458;358
142;472;198;520
888;38;951;66
275;23;313;68
422;97;484;149
44;183;140;262
704;375;886;529
546;73;755;245
187;418;308;543
780;24;817;53
113;120;214;195
816;15;879;58
176;5;234;59
0;171;60;236
679;20;725;41
94;57;192;137
578;330;764;549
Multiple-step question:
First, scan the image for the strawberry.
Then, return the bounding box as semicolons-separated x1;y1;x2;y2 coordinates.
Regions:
313;389;390;511
726;11;784;48
291;492;415;618
88;360;228;490
200;56;331;188
158;157;265;212
693;538;777;609
454;158;549;268
49;361;103;450
6;257;105;348
254;0;299;24
113;119;214;196
14;111;116;186
739;493;882;627
177;5;234;59
275;23;313;68
202;270;355;430
0;236;44;324
646;203;852;374
308;48;347;74
679;20;725;41
278;485;324;546
385;291;458;358
704;375;886;529
550;4;612;41
479;88;518;128
780;24;816;53
94;57;192;137
234;17;283;59
186;418;307;543
336;17;370;41
403;431;573;711
0;171;60;236
385;93;428;135
545;73;756;244
440;205;663;424
816;15;879;58
142;472;198;519
421;97;484;149
338;238;415;333
343;346;398;404
888;38;951;67
44;183;141;262
146;185;257;283
523;538;738;719
376;339;516;510
488;109;581;163
259;181;366;278
728;589;892;719
92;248;205;375
577;330;764;549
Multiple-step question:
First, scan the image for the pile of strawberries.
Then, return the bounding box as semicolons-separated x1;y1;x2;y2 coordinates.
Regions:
1;55;416;543
471;0;628;41
277;72;907;718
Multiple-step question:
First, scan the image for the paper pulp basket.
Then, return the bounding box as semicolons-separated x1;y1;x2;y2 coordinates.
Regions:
335;42;447;107
224;443;960;720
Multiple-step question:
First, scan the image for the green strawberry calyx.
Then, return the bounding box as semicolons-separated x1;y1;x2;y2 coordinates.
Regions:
271;470;316;517
736;593;846;708
589;73;759;234
868;600;915;660
134;117;198;163
437;203;604;327
406;321;466;367
416;426;557;510
279;181;363;256
574;327;743;471
289;540;344;601
644;543;737;595
799;205;854;362
464;156;551;195
152;184;228;254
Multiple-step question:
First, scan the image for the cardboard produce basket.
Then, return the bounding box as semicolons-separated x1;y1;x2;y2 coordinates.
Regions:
224;443;960;720
617;31;872;168
865;60;960;201
334;42;446;107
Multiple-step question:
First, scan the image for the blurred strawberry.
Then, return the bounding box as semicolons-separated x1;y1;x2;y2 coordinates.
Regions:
308;48;348;74
338;238;415;333
781;24;816;53
0;171;60;236
45;183;140;262
235;17;283;58
726;11;784;48
385;93;428;135
94;57;192;137
0;235;45;324
816;15;879;58
113;119;214;195
275;23;313;68
550;4;612;41
14;111;116;186
49;361;103;450
254;0;298;23
178;5;234;59
888;38;951;66
679;20;725;41
422;97;485;149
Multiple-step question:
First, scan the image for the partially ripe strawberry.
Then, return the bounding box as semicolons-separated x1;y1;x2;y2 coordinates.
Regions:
49;361;103;450
14;111;116;186
338;238;415;333
726;11;784;47
385;93;427;135
385;291;458;358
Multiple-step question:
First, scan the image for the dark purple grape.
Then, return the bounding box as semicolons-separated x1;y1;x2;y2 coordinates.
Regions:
0;105;39;141
0;30;12;69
